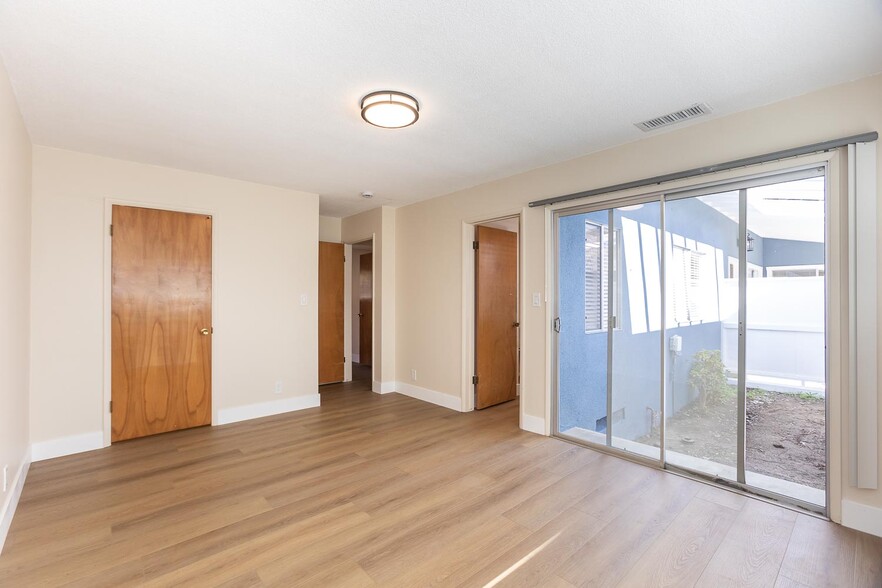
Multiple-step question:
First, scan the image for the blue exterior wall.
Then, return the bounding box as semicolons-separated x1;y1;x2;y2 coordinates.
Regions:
762;238;824;268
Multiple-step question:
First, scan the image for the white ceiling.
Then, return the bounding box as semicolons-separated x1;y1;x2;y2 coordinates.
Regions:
1;2;880;217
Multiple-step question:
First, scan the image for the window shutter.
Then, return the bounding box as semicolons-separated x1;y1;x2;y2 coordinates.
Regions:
585;223;602;331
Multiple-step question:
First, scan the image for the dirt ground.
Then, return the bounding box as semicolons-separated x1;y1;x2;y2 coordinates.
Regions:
660;389;826;490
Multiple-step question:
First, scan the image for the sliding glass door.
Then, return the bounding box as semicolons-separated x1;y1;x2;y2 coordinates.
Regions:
556;201;664;462
554;167;827;512
663;190;740;482
743;176;827;507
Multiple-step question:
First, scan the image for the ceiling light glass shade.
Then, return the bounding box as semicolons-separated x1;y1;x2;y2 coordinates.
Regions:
361;91;419;128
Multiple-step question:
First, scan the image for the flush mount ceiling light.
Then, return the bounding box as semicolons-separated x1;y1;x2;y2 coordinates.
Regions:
360;91;419;129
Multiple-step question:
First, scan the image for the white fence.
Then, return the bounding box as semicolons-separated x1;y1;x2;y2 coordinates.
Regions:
720;277;825;394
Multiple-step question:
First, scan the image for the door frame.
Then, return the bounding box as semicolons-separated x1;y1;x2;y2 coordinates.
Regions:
547;150;842;518
345;236;376;387
462;211;525;424
102;199;219;447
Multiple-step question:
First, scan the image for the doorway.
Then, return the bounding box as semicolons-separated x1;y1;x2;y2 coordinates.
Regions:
553;166;828;512
351;239;373;384
110;205;213;442
473;217;520;411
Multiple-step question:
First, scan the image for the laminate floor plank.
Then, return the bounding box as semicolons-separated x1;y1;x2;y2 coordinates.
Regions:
0;373;873;587
853;530;882;588
616;496;739;587
695;498;796;588
459;507;602;588
778;514;857;587
557;473;700;588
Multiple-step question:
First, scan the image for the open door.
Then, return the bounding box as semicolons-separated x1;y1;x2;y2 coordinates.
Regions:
474;225;518;409
359;252;373;366
319;241;345;384
111;205;212;442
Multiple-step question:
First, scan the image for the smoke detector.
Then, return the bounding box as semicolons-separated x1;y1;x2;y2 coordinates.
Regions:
361;191;374;199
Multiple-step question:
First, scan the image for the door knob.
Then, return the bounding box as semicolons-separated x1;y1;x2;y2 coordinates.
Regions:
513;322;520;327
200;328;211;336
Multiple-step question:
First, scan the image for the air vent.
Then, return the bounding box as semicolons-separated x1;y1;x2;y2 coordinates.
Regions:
634;103;712;132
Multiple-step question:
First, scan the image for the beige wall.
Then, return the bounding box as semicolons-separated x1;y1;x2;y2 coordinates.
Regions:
319;215;342;242
30;147;320;446
342;207;396;389
0;56;31;545
395;74;882;514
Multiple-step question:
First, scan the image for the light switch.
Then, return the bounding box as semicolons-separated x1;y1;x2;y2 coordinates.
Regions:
532;292;541;307
300;294;308;306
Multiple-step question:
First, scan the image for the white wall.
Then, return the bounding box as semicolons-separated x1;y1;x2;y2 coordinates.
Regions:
0;55;32;553
30;147;320;454
394;73;882;519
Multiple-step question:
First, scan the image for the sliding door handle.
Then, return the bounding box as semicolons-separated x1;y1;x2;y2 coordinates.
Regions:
553;317;561;333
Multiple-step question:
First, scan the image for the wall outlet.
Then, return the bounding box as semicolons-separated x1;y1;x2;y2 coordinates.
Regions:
411;369;417;381
3;464;7;493
532;292;541;307
274;380;283;394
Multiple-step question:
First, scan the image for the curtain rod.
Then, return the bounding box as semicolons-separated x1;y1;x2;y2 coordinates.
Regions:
528;131;878;208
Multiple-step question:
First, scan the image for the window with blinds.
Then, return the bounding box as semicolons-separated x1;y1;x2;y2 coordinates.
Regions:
585;222;610;332
672;244;705;324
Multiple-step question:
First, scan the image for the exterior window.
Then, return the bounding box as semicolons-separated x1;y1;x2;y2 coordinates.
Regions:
767;265;824;278
585;221;620;332
672;245;704;324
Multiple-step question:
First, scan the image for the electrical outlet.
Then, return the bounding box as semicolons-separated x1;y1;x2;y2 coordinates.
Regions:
3;465;7;493
411;369;417;381
274;380;283;394
532;292;541;307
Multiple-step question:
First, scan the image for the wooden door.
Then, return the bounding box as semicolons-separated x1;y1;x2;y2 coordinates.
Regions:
359;253;373;366
111;205;212;442
319;242;345;384
475;226;518;409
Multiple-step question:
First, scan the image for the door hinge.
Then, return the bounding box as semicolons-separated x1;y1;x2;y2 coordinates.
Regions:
109;224;113;237
473;241;479;250
109;400;113;413
472;375;479;385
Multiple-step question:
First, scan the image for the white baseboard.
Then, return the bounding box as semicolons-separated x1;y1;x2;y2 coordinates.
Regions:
217;394;321;425
395;382;462;412
31;431;104;462
521;413;547;435
352;353;360;363
841;499;882;538
0;449;30;555
372;380;396;394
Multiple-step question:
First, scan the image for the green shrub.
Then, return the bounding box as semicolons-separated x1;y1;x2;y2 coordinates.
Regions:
689;350;730;410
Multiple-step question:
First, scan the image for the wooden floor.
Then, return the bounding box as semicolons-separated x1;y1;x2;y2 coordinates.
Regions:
2;369;880;587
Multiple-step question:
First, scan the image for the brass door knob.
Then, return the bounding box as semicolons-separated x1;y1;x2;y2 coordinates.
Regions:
200;328;211;336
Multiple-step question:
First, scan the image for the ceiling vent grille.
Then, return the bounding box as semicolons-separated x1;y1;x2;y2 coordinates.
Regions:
634;103;712;132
